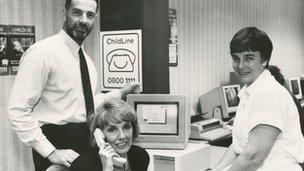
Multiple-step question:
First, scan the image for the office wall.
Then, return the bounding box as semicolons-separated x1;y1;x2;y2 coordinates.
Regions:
169;0;304;113
303;1;304;76
0;0;100;170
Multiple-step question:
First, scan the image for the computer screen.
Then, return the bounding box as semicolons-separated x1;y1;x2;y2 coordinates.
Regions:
127;94;190;150
222;85;240;108
288;78;302;99
222;85;240;118
136;102;178;135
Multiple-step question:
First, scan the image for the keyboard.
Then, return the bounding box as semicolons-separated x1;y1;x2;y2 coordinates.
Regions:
200;127;231;141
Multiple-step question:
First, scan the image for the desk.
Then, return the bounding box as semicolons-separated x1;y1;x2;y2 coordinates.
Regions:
146;142;210;171
146;142;229;171
209;146;228;168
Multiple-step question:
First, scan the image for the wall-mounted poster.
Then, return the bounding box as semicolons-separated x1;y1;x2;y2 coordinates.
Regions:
7;25;35;75
169;8;178;66
0;25;8;75
100;29;142;91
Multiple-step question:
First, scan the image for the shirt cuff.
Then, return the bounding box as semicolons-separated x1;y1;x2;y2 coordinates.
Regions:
33;138;56;158
94;90;122;108
106;89;122;99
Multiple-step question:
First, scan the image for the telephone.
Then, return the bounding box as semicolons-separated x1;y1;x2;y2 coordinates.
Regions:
106;49;136;72
93;128;127;168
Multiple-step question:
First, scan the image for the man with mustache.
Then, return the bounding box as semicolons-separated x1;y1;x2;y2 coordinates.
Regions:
7;0;139;170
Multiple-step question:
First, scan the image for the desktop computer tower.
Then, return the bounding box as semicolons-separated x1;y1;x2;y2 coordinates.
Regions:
147;143;210;171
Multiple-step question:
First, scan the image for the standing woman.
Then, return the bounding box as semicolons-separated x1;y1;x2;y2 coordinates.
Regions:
212;27;304;171
70;97;150;171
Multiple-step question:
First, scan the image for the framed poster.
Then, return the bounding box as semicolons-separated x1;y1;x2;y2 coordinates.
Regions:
169;9;178;66
0;25;8;75
7;25;35;75
100;29;142;91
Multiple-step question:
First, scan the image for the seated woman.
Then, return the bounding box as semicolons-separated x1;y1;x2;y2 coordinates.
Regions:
211;27;304;171
70;97;150;171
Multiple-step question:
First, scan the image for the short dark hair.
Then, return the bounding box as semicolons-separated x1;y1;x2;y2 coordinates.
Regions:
267;65;285;85
230;27;273;66
65;0;99;11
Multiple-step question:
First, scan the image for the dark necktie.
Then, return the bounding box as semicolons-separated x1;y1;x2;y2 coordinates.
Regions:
79;48;94;117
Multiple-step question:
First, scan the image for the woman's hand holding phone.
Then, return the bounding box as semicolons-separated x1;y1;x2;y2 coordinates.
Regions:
94;128;115;171
99;143;116;171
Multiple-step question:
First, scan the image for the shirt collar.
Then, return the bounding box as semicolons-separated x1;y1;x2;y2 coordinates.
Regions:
58;29;83;57
239;69;271;98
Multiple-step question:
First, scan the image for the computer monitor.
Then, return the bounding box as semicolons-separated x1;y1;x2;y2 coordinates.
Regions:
286;77;303;100
200;84;241;121
126;94;190;150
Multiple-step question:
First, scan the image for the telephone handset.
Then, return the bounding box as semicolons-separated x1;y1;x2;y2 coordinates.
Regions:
93;128;127;168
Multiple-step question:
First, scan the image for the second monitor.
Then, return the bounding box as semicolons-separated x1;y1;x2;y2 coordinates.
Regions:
127;94;190;150
286;77;303;100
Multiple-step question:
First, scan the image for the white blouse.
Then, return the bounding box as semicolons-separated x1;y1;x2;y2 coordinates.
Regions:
232;70;304;171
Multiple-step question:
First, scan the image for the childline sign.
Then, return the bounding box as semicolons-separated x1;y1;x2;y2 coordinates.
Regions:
100;30;142;91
